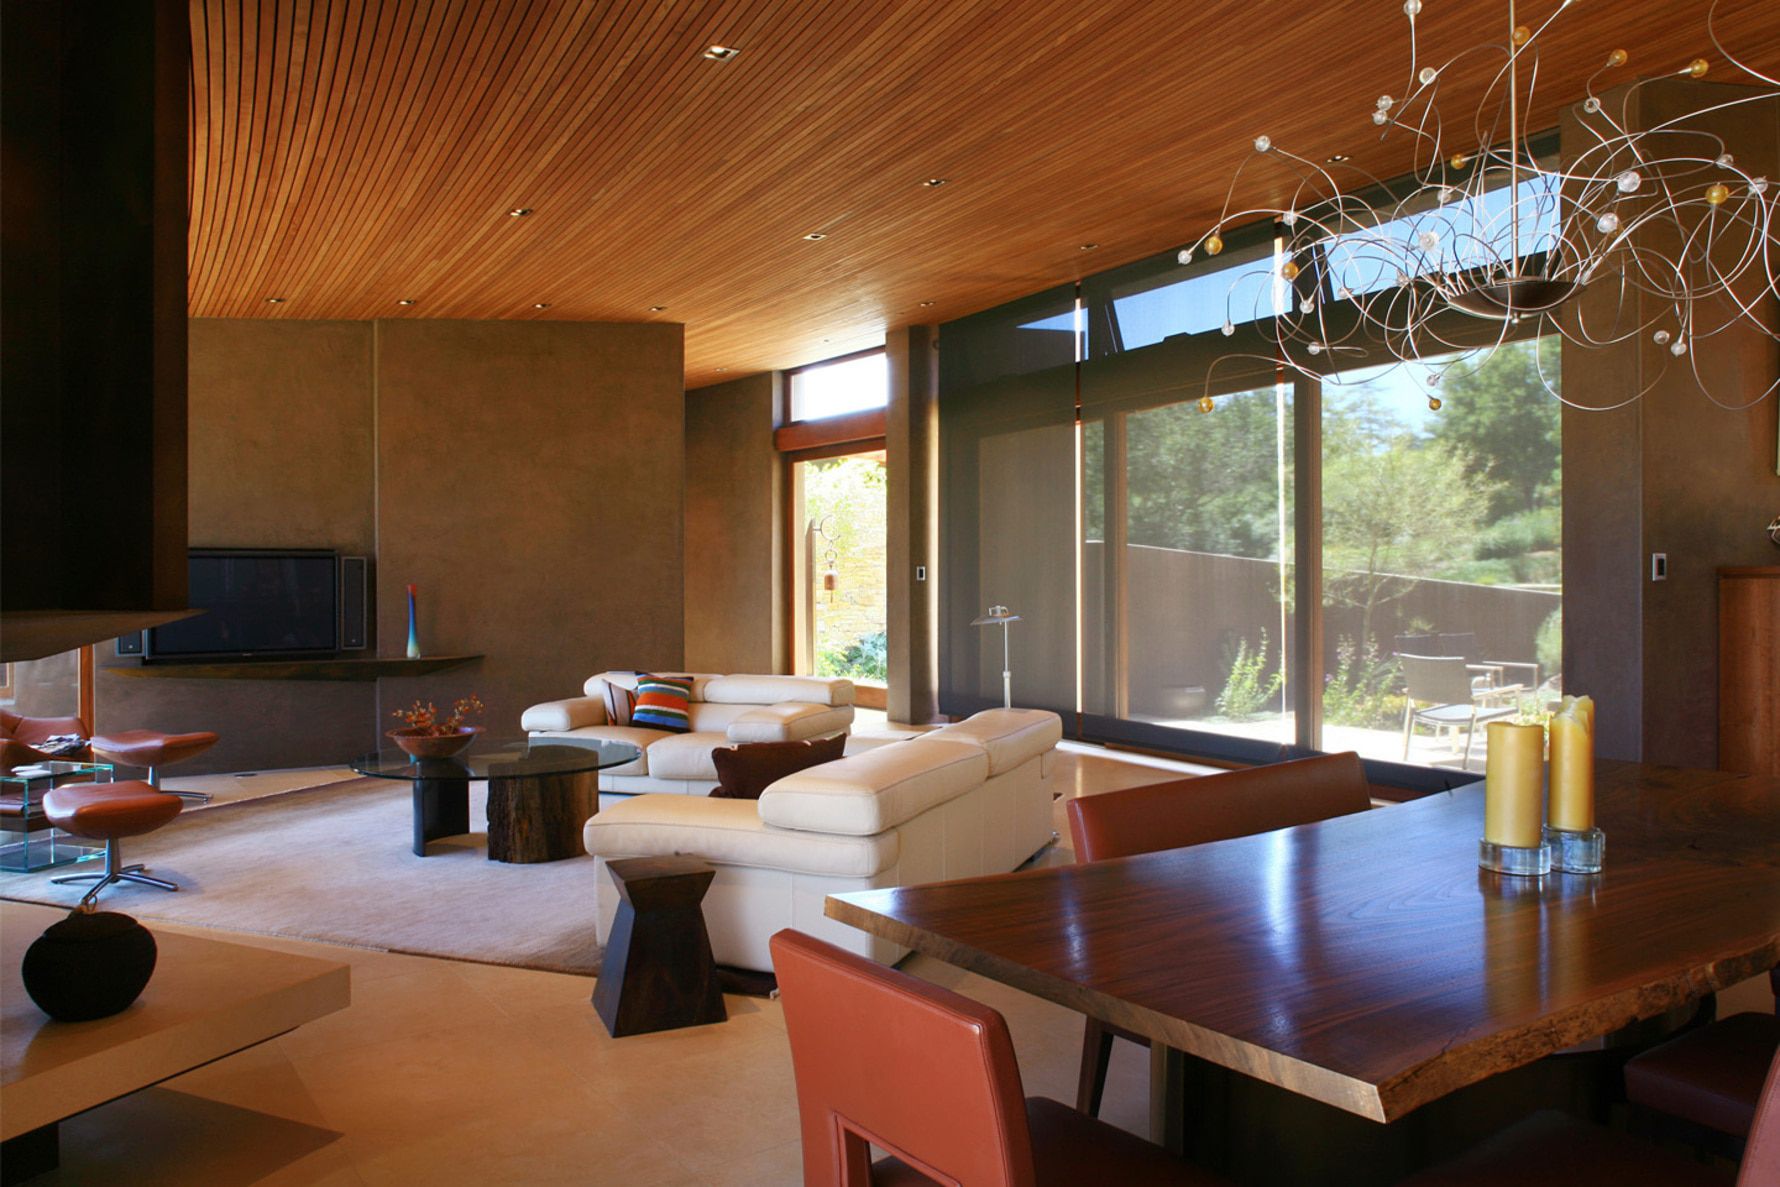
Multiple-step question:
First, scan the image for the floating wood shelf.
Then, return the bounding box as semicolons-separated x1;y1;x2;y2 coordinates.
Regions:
107;654;483;682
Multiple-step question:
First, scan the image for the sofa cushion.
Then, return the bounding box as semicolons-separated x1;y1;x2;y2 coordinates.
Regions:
758;739;989;836
585;794;898;878
519;696;606;733
914;709;1063;776
727;703;855;744
702;675;855;707
644;731;733;782
687;701;754;733
711;735;846;800
528;725;667;776
631;675;694;733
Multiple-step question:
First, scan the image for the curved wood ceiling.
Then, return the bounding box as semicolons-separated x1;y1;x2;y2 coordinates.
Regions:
189;0;1780;388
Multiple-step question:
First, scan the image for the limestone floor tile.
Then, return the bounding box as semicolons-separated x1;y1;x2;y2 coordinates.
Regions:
447;958;599;1020
335;1103;694;1187
682;1137;806;1186
274;960;498;1060
284;1014;602;1146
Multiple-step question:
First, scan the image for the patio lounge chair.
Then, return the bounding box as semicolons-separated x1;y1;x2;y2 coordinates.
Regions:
1398;653;1519;771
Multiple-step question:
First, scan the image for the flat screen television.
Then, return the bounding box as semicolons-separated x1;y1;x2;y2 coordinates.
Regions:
146;549;339;659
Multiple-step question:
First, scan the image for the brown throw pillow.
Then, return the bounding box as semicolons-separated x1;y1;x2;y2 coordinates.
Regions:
710;734;846;800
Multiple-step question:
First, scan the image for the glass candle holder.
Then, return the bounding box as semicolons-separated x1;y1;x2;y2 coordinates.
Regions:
1479;720;1550;876
1544;824;1606;874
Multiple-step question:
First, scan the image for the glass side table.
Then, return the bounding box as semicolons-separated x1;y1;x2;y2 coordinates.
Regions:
0;761;113;872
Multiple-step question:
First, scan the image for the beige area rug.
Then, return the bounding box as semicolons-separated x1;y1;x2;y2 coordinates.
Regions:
0;778;604;974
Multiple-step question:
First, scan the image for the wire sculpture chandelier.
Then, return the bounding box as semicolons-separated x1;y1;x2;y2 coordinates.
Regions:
1181;0;1779;412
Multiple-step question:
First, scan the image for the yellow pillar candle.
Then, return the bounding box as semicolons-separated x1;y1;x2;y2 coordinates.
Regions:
1549;696;1595;832
1483;721;1545;848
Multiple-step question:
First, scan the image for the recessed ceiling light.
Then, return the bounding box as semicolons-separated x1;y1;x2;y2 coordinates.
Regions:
508;207;534;217
533;302;551;310
715;367;729;372
803;232;827;241
702;45;739;61
1079;243;1099;251
265;297;285;303
649;305;667;312
1326;154;1350;164
922;178;949;187
397;299;417;306
919;301;934;307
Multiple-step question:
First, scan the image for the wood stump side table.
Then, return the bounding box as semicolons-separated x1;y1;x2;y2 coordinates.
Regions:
593;856;727;1037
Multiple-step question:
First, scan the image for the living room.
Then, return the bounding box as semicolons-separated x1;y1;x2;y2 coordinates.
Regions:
4;1;1780;1185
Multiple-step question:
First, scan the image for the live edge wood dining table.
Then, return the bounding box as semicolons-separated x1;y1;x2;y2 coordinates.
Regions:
827;761;1780;1185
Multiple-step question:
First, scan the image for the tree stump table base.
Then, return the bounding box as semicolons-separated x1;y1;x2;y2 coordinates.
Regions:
593;856;727;1037
486;770;598;863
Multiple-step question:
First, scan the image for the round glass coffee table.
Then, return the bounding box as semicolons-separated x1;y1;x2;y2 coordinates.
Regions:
351;736;641;862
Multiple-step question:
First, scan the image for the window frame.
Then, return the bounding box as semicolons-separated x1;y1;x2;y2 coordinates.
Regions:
782;346;889;429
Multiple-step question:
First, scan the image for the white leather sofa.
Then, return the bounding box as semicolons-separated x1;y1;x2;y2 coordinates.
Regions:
521;672;855;803
582;708;1063;971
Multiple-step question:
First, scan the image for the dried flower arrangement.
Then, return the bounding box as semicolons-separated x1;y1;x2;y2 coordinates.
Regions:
391;694;485;737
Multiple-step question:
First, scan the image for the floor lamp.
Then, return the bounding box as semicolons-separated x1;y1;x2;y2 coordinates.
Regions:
970;606;1022;710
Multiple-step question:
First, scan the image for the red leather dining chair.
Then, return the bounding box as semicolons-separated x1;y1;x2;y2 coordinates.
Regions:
1399;1045;1779;1185
1064;751;1375;1117
769;929;1225;1186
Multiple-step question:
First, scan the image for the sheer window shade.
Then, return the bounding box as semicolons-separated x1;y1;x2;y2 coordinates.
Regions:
937;286;1079;718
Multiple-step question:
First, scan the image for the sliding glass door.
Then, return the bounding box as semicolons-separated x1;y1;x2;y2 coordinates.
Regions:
1084;384;1295;745
1319;339;1560;771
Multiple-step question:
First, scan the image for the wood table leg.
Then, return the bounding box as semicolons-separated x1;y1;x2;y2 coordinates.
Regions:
593;856;727;1037
486;770;598;863
1149;1042;1187;1156
412;777;469;856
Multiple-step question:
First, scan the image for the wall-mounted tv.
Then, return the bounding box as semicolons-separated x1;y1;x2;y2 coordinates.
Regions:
145;549;339;660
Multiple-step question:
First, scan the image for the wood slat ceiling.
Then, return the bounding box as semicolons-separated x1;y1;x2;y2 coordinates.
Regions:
189;0;1780;388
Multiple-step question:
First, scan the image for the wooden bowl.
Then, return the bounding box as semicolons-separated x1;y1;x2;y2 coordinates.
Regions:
387;726;480;759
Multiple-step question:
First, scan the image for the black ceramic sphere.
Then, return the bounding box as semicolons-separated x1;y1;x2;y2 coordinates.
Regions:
21;910;158;1022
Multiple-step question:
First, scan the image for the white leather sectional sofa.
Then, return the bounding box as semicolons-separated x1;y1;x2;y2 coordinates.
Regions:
581;707;1064;971
521;672;855;803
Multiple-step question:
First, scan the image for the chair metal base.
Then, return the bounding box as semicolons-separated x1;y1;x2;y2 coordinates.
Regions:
49;840;178;905
147;767;212;804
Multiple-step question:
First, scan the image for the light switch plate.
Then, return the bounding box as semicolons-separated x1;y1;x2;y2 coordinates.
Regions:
1651;552;1668;581
915;566;927;581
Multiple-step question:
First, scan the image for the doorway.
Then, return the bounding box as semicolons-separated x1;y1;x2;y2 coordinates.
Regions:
791;451;888;707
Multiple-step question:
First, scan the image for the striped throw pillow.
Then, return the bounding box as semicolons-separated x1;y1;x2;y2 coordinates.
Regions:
630;674;693;734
